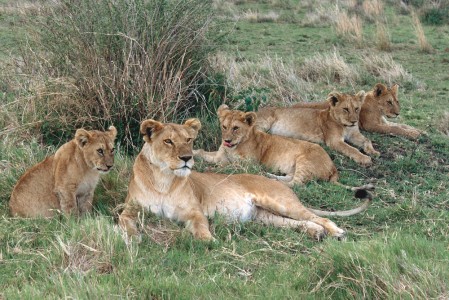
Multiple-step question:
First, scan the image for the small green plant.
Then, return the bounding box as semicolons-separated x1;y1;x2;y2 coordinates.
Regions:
422;7;449;25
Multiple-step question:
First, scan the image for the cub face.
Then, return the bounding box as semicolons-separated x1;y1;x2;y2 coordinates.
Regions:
217;104;257;148
328;91;365;127
75;126;117;173
373;83;400;118
140;118;201;177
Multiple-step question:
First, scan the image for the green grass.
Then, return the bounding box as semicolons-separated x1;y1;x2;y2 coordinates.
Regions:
1;1;449;299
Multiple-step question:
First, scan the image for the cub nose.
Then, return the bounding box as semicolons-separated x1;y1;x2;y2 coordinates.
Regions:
106;164;113;170
179;155;192;162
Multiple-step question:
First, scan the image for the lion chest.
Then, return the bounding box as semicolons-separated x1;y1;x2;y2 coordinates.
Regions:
76;171;100;198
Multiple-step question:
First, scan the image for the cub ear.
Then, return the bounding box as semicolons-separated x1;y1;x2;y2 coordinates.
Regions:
75;129;92;148
217;104;230;118
184;118;202;134
107;125;117;140
390;84;399;97
356;90;366;103
374;83;387;97
243;112;257;126
327;93;341;106
140;119;164;143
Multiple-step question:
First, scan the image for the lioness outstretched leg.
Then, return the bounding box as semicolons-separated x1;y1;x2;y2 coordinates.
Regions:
251;194;345;238
255;209;326;240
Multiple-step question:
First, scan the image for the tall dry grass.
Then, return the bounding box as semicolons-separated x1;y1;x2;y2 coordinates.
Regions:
375;22;391;51
362;0;384;21
411;10;434;53
334;10;363;45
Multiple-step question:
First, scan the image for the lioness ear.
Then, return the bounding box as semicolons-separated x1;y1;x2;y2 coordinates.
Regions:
184;118;202;133
390;84;399;97
374;83;386;97
356;90;366;103
243;112;257;126
107;125;117;140
327;93;340;106
75;129;91;148
140;119;164;142
217;104;230;118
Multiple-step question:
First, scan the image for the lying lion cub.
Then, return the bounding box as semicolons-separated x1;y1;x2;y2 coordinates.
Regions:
257;91;379;166
118;118;372;241
292;83;422;139
10;126;117;217
194;104;371;191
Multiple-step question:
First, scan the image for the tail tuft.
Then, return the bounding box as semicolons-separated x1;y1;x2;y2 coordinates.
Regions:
354;189;372;199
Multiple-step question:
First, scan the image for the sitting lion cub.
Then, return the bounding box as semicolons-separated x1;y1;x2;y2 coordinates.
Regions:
194;104;371;191
292;83;422;139
10;126;117;217
118;118;372;241
257;91;379;166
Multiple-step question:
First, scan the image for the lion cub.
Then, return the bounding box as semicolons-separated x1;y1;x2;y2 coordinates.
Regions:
10;126;117;217
292;83;422;139
257;91;379;166
119;119;372;241
195;104;345;188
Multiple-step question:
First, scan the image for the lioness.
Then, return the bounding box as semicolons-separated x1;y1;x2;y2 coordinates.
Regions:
10;126;117;217
118;118;372;241
194;104;372;191
292;83;422;139
257;91;379;166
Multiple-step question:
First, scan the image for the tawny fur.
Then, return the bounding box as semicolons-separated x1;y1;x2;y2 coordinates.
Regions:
9;126;117;217
292;83;422;139
119;119;372;241
257;91;379;166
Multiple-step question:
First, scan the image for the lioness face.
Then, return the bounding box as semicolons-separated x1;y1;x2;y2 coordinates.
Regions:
140;119;201;177
217;105;256;148
374;83;400;118
328;91;365;127
75;126;117;173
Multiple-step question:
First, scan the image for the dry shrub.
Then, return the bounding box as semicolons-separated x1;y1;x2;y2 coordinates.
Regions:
438;112;449;137
240;10;279;23
362;0;384;21
210;53;314;103
411;10;433;53
299;49;360;85
334;10;363;44
360;53;414;86
375;22;391;51
16;0;217;150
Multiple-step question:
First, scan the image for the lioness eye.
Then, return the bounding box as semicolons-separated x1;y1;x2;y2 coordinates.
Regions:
355;108;359;112
97;149;104;156
164;139;173;145
233;126;239;131
222;125;227;130
388;100;393;105
111;148;115;153
186;138;192;143
343;108;349;113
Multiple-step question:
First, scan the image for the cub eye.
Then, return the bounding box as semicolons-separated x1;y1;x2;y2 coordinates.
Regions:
186;138;192;143
343;108;349;113
222;125;227;130
97;149;104;156
164;139;173;145
232;126;239;131
355;108;359;112
111;147;115;153
387;100;393;106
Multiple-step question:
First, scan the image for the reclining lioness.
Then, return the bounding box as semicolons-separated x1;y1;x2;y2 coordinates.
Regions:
257;91;379;166
194;104;372;191
292;83;422;139
10;126;117;217
118;118;372;241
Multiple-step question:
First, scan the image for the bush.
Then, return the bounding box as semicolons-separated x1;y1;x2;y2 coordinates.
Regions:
19;0;218;151
422;7;449;25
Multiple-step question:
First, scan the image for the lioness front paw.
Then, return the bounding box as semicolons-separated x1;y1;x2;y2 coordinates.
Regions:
357;155;372;166
194;229;214;241
408;129;421;139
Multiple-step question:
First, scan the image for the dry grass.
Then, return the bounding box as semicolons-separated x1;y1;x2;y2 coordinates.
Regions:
360;53;415;86
239;10;279;23
411;10;434;53
299;49;360;85
438;112;449;137
375;21;391;51
334;10;363;45
209;53;314;103
362;0;384;21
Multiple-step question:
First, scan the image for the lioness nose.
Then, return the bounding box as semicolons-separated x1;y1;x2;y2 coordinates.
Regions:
179;156;192;162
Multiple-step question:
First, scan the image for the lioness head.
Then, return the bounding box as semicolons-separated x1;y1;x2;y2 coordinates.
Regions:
327;91;366;127
75;126;117;173
140;118;201;177
372;83;400;118
217;104;257;148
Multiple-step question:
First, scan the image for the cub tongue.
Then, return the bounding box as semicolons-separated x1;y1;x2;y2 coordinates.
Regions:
223;141;233;147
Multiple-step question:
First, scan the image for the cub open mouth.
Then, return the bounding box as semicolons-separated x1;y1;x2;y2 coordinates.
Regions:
223;141;235;148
